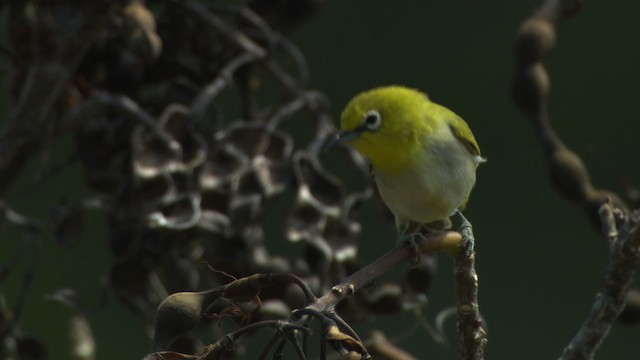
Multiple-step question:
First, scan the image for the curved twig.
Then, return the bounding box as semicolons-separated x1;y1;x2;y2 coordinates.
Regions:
511;1;640;359
510;0;627;228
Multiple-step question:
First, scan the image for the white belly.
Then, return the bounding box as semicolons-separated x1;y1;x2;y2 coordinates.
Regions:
373;126;478;228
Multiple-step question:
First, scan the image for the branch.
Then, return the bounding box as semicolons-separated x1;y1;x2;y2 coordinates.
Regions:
308;231;463;315
455;219;487;360
559;207;640;360
297;231;465;358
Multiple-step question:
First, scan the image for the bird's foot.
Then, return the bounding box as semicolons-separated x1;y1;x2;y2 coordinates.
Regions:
456;211;474;258
398;233;423;266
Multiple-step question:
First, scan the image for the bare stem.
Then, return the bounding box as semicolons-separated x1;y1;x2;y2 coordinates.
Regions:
454;217;487;360
559;210;640;360
308;231;462;315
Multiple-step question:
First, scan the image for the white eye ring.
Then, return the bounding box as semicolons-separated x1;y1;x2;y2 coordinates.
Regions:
363;110;382;131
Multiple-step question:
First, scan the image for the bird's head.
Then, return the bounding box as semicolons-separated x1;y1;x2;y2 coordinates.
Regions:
326;86;430;173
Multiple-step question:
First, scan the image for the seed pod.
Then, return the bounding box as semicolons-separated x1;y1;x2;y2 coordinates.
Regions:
152;289;222;352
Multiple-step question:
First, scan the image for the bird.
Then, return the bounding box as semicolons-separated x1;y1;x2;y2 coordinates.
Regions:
325;85;484;263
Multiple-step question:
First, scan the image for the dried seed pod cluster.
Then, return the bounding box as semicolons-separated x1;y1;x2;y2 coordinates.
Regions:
2;0;443;358
63;2;386;343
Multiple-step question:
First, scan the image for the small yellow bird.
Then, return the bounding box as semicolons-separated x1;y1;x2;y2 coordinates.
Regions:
327;86;484;260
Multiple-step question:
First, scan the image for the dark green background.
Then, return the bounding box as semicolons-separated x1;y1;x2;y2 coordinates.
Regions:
3;0;640;359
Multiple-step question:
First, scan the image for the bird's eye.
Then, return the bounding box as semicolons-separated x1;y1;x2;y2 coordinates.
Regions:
363;110;382;131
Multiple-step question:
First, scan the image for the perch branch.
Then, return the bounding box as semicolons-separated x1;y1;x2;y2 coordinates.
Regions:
455;218;487;360
308;231;462;314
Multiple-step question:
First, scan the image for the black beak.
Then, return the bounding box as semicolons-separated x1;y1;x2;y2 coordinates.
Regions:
323;130;362;152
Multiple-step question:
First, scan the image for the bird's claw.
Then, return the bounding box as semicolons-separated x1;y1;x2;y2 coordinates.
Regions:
462;236;474;258
399;233;422;266
457;211;475;258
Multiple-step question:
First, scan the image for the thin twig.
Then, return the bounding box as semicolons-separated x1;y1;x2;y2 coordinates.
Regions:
287;333;308;360
308;231;463;315
180;0;267;58
267;91;325;130
198;320;291;360
62;91;173;144
559;209;640;360
258;331;282;360
272;273;318;305
237;7;278;50
0;201;42;233
5;232;39;334
191;52;261;119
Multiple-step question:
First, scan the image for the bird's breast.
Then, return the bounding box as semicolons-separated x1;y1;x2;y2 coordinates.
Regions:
373;125;477;225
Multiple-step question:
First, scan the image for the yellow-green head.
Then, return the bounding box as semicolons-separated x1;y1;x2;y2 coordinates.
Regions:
327;85;483;232
330;86;481;174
